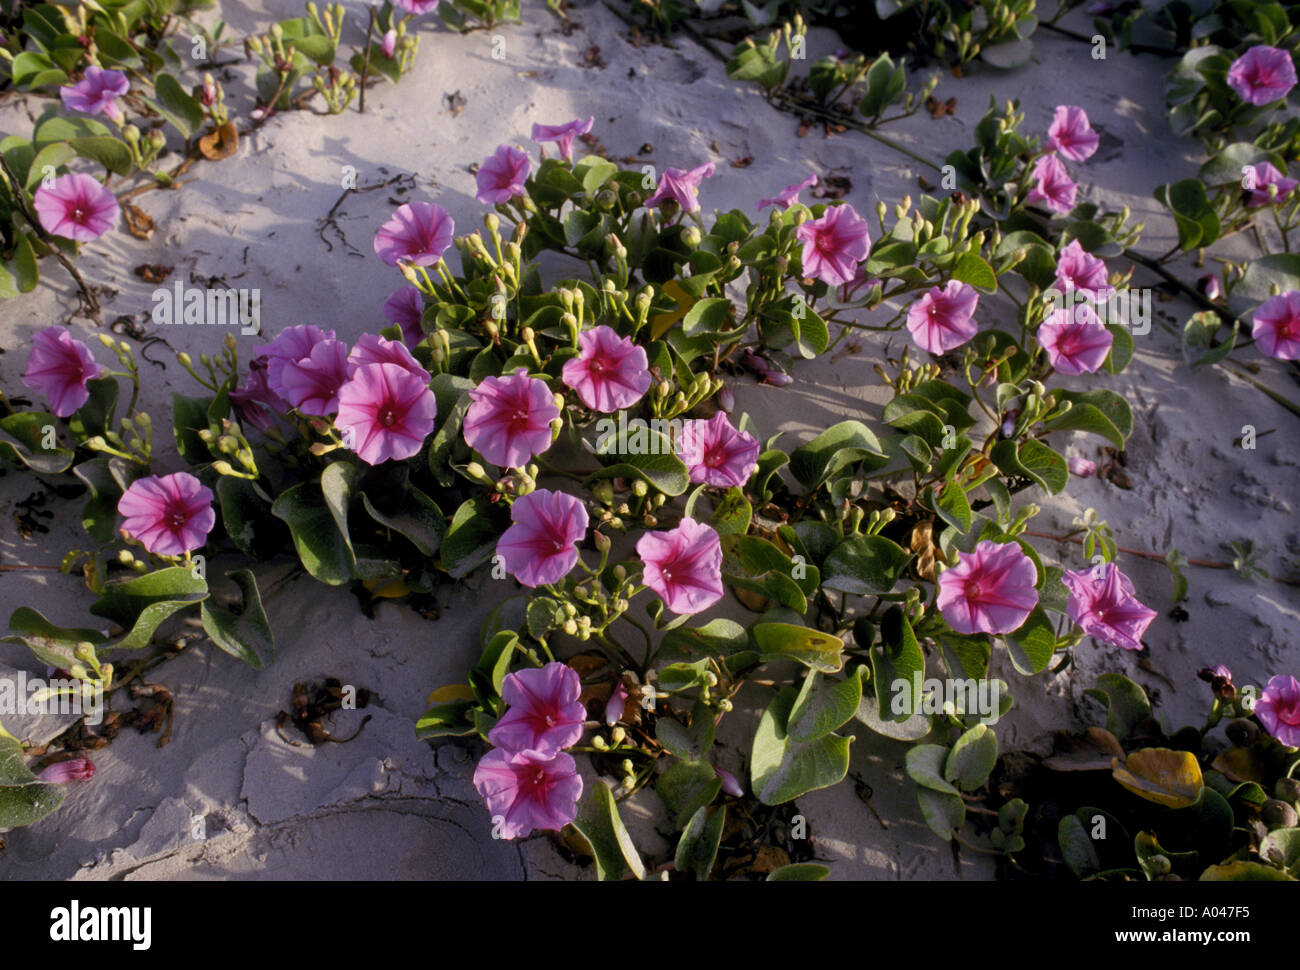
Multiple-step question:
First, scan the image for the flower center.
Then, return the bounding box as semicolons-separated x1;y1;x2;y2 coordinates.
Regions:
72;207;86;222
168;509;188;530
379;406;398;428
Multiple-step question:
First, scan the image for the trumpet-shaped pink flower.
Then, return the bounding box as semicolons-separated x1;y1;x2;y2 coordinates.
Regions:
796;203;871;287
39;758;95;783
1061;562;1157;651
1054;239;1112;302
22;326;105;417
373;201;454;267
636;517;725;615
277;339;354;415
230;357;280;434
530;116;594;162
1038;303;1113;375
381;29;397;58
1256;674;1300;748
906;280;980;354
348;333;430;381
60;67;130;123
463;369;559;469
677;411;760;488
1227;45;1298;106
1026;155;1078;214
395;0;439;14
497;488;588;588
1244;161;1298;208
645;162;716;213
937;540;1039;636
757;173;819;211
335;362;437;465
477;144;532;205
117;472;215;556
32;172;120;242
560;325;651;412
473;748;583;840
1251;291;1300;361
489;662;586;755
1045;105;1099;162
383;286;425;348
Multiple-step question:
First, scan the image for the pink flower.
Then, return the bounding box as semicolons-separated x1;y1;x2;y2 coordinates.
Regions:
677;411;760;488
473;748;583;839
560;325;651;412
1227;45;1298;106
39;758;95;783
383;286;425;348
906;280;980;354
373;201;454;267
1026;155;1078;214
1054;239;1112;302
335;362;437;465
230;357;280;433
1061;562;1157;651
21;326;105;417
32;173;120;242
1251;291;1300;361
936;540;1039;636
1067;456;1096;478
636;517;725;616
60;66;130;124
796;203;871;287
489;662;586;755
757;173;819;211
1045;105;1099;162
255;324;335;396
714;765;744;798
605;681;629;726
477;144;532;205
381;29;397;58
497;488;588;588
463;369;559;469
348;332;430;381
117;472;215;556
645;162;716;213
530;116;594;162
1244;161;1298;208
1256;674;1300;748
395;0;440;14
277;339;354;415
1038;303;1113;375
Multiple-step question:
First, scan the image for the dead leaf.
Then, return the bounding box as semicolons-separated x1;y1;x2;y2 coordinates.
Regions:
909;520;938;582
578;45;605;69
198;121;239;161
731;155;754;169
1112;748;1203;808
122;203;155;240
1211;746;1267;784
133;263;172;283
443;90;467;117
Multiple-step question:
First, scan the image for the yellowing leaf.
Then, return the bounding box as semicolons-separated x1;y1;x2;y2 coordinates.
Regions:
650;279;698;340
426;684;475;705
363;576;410;599
1111;748;1203;808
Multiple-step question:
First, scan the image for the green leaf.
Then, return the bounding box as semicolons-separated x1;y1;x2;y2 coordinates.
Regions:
675;805;726;880
572;780;646;881
751;687;853;805
67;136;133;176
0;412;74;474
3;607;107;671
199;569;274;669
414;700;477;739
917;788;966;841
870;607;925;721
905;744;960;795
936;479;972;533
1083;672;1150;742
789;421;887;490
821;534;911;595
172;393;213;463
271;482;355;585
990;438;1068;494
10;232;38;292
1229;253;1300;319
360;485;446;557
1005;606;1055;675
787;670;862;742
441;497;507;579
68;376;119;441
0;735;65;828
766;863;831;881
944;724;998;791
709;486;752;536
951;252;998;293
11;51;67;89
655;702;716;760
751;623;845;673
656;758;723;829
89;567;209;651
1057;814;1101;878
658;618;750;663
722;534;813;612
589;425;690;496
23;142;76;189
